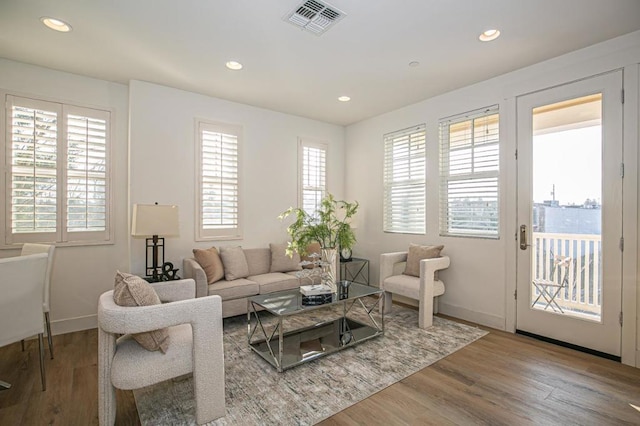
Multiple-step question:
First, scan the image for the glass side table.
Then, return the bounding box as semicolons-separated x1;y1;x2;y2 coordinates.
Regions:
340;257;369;286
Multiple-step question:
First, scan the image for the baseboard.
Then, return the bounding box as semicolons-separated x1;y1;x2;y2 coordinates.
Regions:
51;314;97;336
636;350;640;368
438;302;505;330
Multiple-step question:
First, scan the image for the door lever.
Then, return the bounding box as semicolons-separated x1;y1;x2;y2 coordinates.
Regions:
519;225;530;250
520;225;531;250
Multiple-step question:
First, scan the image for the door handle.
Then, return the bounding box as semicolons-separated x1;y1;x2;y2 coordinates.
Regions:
519;225;530;250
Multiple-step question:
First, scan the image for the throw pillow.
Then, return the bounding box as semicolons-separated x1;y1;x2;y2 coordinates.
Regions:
219;246;250;281
193;247;224;284
269;242;302;272
113;271;170;353
403;244;444;277
301;242;322;269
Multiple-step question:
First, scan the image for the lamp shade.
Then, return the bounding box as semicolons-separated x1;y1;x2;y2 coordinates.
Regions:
131;204;179;237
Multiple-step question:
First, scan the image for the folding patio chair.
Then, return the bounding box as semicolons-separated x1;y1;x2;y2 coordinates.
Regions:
531;255;572;313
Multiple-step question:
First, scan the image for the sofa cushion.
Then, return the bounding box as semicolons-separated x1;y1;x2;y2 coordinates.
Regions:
192;247;224;284
270;242;302;273
219;246;250;281
383;274;445;299
251;272;301;294
244;248;271;276
404;244;444;277
207;278;259;301
112;271;170;353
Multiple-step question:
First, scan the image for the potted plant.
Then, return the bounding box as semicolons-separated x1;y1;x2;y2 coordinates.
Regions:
279;194;358;286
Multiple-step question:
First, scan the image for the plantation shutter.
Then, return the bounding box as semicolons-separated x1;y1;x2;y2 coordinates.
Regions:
383;124;426;234
7;97;59;240
439;106;499;238
65;107;110;240
5;96;112;245
198;121;242;240
299;139;327;216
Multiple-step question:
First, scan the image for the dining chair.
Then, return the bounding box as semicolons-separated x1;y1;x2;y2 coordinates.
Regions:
21;243;56;359
0;253;49;391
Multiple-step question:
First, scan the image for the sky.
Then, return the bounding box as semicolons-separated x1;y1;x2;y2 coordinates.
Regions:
533;126;601;206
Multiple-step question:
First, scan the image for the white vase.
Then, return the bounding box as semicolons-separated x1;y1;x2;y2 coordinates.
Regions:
321;247;338;292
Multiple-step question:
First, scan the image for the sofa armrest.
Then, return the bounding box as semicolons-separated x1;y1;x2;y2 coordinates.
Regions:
150;278;195;303
379;251;408;287
183;257;209;298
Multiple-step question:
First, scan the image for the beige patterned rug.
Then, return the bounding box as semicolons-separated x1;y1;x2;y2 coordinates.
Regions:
134;304;487;425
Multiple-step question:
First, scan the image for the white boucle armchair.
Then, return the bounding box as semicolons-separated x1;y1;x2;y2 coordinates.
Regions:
379;252;450;328
98;279;225;425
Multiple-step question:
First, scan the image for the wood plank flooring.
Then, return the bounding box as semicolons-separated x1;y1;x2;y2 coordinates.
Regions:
2;316;640;425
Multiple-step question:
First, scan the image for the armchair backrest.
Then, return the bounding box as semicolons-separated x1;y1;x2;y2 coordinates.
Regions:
21;243;55;312
0;253;48;347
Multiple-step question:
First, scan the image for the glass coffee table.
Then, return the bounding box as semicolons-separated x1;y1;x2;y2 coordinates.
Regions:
247;281;384;372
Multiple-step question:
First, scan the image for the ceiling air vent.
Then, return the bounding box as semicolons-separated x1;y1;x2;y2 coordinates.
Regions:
285;0;346;35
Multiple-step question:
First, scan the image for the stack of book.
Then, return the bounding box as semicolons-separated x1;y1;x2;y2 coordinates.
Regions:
300;284;333;305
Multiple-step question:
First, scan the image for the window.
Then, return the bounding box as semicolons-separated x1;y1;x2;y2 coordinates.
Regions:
196;120;242;240
298;138;327;216
439;106;499;238
383;124;426;234
4;95;111;246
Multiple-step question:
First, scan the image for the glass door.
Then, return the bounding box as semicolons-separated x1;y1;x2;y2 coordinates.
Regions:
516;71;623;357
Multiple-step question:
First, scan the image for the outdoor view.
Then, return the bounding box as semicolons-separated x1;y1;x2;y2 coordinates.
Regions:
530;94;603;321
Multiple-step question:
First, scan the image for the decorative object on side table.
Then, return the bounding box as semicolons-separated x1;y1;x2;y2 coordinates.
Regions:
131;203;180;282
279;193;358;292
340;247;352;261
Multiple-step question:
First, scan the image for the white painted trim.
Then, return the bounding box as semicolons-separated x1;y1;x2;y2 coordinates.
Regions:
439;302;506;330
621;63;639;367
504;96;518;333
50;314;97;336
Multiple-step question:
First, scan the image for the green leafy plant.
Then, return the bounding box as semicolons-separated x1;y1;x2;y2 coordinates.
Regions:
279;193;359;256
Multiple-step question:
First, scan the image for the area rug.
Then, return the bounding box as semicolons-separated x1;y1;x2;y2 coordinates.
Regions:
134;304;487;425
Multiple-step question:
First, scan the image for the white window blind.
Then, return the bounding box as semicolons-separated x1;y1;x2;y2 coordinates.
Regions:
383;124;426;234
197;120;242;240
299;139;327;216
439;106;499;238
5;95;111;245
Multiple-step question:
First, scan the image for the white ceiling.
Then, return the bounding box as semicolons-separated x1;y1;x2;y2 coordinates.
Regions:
1;0;640;126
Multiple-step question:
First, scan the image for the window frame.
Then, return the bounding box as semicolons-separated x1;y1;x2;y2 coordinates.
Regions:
298;137;328;216
383;124;426;234
195;118;243;241
2;93;113;247
439;105;500;239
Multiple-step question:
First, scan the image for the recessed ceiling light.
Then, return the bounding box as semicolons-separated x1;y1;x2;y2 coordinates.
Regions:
408;61;420;68
225;61;243;71
338;96;351;102
41;17;72;32
479;29;500;42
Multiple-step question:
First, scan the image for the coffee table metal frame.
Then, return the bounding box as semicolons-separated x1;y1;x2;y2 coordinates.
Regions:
247;282;384;372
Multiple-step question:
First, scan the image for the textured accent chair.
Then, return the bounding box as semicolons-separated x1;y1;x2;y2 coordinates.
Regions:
379;251;450;328
0;253;49;391
98;279;225;425
21;243;56;359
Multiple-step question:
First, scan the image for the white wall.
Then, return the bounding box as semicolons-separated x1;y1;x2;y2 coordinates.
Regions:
128;81;345;274
345;31;640;364
0;59;130;334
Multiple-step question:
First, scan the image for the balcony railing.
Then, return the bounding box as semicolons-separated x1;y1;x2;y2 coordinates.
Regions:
531;232;601;320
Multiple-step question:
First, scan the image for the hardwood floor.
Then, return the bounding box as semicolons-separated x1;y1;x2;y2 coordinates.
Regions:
2;317;640;425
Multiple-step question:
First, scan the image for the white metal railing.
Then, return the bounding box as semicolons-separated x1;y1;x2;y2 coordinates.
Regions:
531;232;601;317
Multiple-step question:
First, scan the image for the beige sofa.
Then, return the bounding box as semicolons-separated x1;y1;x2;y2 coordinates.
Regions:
183;247;308;318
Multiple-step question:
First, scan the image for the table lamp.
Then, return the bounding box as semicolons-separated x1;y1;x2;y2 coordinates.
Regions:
131;203;179;282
